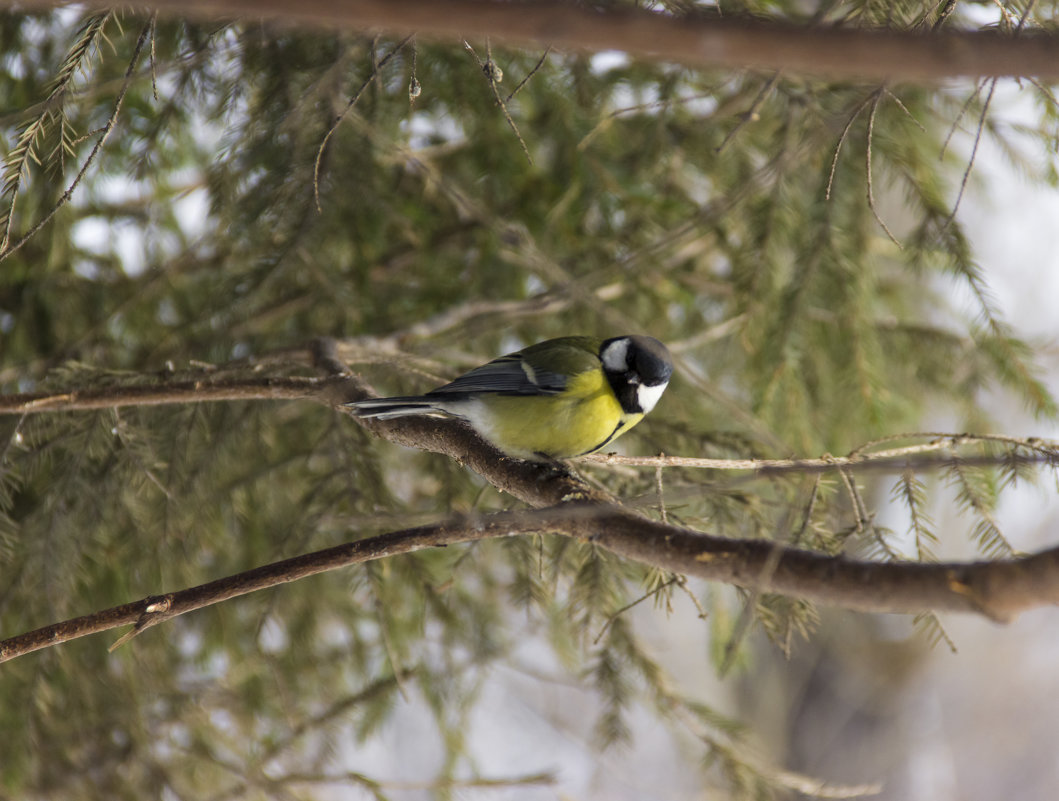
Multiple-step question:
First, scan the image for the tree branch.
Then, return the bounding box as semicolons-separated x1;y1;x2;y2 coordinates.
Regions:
583;436;1059;478
3;368;1058;487
13;0;1059;81
4;503;1059;663
4;345;1059;664
0;376;331;414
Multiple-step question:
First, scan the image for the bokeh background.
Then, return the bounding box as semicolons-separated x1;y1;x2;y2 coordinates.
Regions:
2;4;1059;799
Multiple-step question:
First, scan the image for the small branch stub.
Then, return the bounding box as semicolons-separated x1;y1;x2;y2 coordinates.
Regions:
108;594;176;652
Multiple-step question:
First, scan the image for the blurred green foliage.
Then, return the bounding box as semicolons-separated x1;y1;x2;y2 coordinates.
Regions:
1;4;1057;798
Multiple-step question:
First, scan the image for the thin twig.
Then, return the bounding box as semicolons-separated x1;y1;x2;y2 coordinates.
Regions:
885;89;926;132
465;39;533;163
655;456;668;524
148;12;159;101
313;36;413;212
408;36;421;103
932;0;959;30
671;703;883;799
792;475;822;546
505;46;551;102
674;576;709;620
0;376;332;414
578;91;719;151
594;577;679;644
372;581;411;701
843;464;901;558
0;17;150;264
865;88;903;247
826;93;874;201
271;770;554;792
943;77;997;229
583;438;1059;475
943;0;1036;228
1027;77;1059;115
719;501;800;677
717;71;782;153
941;79;986;159
838;467;866;537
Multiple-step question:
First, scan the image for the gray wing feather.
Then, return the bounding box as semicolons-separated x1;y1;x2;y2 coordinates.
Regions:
429;355;567;396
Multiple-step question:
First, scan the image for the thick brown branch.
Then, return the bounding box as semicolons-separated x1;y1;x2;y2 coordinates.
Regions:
13;0;1059;81
4;505;1058;663
0;517;488;663
592;511;1059;623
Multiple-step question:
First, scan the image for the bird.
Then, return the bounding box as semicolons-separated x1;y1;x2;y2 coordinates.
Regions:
347;335;673;460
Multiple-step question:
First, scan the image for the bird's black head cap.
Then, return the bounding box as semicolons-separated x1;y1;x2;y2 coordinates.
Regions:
600;335;673;414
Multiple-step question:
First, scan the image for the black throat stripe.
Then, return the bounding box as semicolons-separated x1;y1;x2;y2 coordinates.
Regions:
576;419;627;457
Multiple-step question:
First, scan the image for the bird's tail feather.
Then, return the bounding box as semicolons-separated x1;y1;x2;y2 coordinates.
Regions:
346;396;444;419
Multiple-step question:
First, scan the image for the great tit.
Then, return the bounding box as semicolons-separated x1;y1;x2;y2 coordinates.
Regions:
347;335;673;460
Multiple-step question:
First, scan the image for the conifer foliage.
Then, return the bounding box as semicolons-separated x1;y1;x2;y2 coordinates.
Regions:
2;3;1059;798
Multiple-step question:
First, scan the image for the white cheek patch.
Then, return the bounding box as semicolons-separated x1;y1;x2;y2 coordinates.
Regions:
637;381;668;414
601;339;630;372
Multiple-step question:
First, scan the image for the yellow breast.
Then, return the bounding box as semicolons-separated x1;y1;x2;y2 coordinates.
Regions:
472;369;644;459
